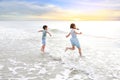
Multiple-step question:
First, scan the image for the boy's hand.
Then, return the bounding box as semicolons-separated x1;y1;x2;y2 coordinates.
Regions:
66;35;68;38
80;32;82;34
38;30;43;32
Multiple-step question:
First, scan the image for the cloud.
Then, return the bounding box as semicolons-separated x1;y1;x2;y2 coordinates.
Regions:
0;0;62;20
29;9;120;21
0;0;120;20
65;0;120;11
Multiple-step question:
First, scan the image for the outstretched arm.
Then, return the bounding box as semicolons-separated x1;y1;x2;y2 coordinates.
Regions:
74;30;82;34
47;31;52;36
66;32;70;38
38;30;43;32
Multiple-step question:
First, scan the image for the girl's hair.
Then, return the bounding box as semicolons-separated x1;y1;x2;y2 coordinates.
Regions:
70;23;76;29
43;25;47;30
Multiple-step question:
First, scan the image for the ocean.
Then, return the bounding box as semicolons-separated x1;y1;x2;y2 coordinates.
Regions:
0;21;120;80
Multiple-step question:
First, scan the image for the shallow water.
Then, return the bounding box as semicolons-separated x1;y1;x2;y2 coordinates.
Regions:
0;21;120;80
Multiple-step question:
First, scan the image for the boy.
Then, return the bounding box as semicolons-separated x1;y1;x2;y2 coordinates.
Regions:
38;25;52;53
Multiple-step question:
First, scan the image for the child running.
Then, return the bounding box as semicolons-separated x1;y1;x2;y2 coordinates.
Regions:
38;25;52;53
65;23;82;57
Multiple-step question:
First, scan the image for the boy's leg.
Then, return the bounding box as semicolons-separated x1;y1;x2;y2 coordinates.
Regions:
65;45;75;52
78;48;82;57
41;38;46;53
41;45;45;52
41;46;43;52
42;45;45;52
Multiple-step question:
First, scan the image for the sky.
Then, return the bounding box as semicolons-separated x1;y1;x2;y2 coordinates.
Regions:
0;0;120;20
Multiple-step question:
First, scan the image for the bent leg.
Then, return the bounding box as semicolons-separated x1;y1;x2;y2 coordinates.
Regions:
65;45;75;52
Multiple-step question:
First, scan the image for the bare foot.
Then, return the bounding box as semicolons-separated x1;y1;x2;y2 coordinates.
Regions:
41;49;44;53
79;53;82;57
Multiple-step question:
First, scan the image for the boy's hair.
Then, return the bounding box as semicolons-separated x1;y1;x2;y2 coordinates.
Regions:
43;25;47;30
70;23;75;29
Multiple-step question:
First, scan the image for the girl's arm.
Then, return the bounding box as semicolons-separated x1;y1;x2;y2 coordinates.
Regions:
66;32;70;38
74;30;82;34
38;30;43;32
47;31;52;36
76;28;79;30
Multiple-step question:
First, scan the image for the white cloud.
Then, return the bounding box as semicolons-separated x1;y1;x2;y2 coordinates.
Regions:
55;0;120;10
0;1;62;20
0;0;120;20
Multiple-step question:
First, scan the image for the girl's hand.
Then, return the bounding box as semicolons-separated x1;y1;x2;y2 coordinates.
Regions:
80;32;82;34
76;28;79;30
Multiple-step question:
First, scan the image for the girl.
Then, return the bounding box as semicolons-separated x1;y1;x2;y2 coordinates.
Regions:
38;25;52;53
65;23;82;57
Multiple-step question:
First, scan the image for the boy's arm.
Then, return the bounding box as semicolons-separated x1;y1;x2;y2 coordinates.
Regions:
38;30;43;32
66;32;70;38
47;31;52;36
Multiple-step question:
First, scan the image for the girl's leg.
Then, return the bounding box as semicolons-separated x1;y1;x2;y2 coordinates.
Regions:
78;48;82;57
65;45;75;52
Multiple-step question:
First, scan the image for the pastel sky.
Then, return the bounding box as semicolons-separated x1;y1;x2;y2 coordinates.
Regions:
0;0;120;20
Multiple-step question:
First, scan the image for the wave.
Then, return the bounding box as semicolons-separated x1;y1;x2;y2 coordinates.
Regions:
50;29;65;33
